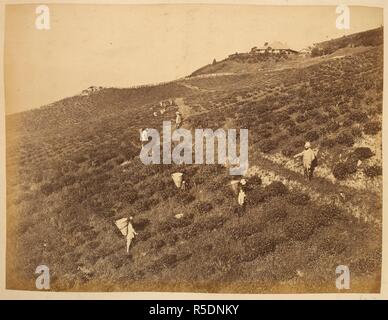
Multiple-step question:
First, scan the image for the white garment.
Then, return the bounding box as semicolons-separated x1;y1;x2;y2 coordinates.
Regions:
140;129;149;142
238;189;246;206
294;148;316;169
126;222;138;253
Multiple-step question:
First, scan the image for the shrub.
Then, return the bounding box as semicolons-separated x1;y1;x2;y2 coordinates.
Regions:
352;147;373;160
332;163;348;180
242;234;277;261
285;218;315;241
296;114;308;123
335;132;355;147
327;108;339;118
245;176;262;192
343;118;353;127
133;197;159;212
72;154;89;164
327;121;340;132
320;138;336;148
137;230;151;241
364;165;382;178
228;222;263;240
151;238;165;249
247;187;266;205
132;217;150;231
274;112;289;122
119;188;138;204
259;130;272;139
176;192;196;205
332;157;358;180
313;112;329;124
264;181;288;197
305;130;319;142
282;146;295;157
259;139;278;153
287;105;298;114
286;192;310;206
248;175;262;186
306;109;319;118
288;125;303;136
349;111;367;122
158;254;178;268
292;138;305;149
283;119;296;129
351;126;363;138
41;182;61;195
264;203;289;222
194;215;226;233
314;203;342;226
195;202;213;214
318;235;347;255
159;213;193;232
363;121;381;135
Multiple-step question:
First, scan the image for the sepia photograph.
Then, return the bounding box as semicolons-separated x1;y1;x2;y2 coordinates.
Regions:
2;2;384;294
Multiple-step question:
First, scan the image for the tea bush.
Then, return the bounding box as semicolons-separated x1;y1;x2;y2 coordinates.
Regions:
349;111;367;122
352;147;373;160
320;137;336;148
363;121;381;135
285;218;315;241
263;202;289;222
332;156;358;180
286;192;310;206
259;139;278;153
314;203;342;226
195;202;213;214
335;132;355;147
305;130;319;142
242;233;277;260
264;181;288;197
364;165;382;178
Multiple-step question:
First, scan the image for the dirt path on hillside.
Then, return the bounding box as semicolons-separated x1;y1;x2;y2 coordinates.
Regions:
181;82;216;92
175;97;209;121
175;97;192;119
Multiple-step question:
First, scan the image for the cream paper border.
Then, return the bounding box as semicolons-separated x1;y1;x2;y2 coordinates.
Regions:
0;0;386;300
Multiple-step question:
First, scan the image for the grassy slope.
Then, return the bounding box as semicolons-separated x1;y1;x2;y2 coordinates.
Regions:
6;36;383;292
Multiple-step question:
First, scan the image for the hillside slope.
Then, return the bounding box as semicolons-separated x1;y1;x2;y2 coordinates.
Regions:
6;32;383;292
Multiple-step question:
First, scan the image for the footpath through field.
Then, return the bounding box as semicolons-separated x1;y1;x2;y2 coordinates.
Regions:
175;97;208;119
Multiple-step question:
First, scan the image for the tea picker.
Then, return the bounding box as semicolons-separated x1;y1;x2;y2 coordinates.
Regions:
115;216;138;253
175;111;182;128
172;172;186;189
238;179;247;207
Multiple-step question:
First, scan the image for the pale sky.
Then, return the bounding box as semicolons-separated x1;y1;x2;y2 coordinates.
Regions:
4;4;383;114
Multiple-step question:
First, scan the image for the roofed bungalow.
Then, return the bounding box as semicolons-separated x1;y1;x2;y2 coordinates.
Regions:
250;42;299;55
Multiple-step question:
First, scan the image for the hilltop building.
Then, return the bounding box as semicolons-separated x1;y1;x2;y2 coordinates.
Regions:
250;42;299;55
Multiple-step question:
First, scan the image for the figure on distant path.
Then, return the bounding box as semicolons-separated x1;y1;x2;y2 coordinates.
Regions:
139;128;149;147
237;179;247;216
175;111;182;129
